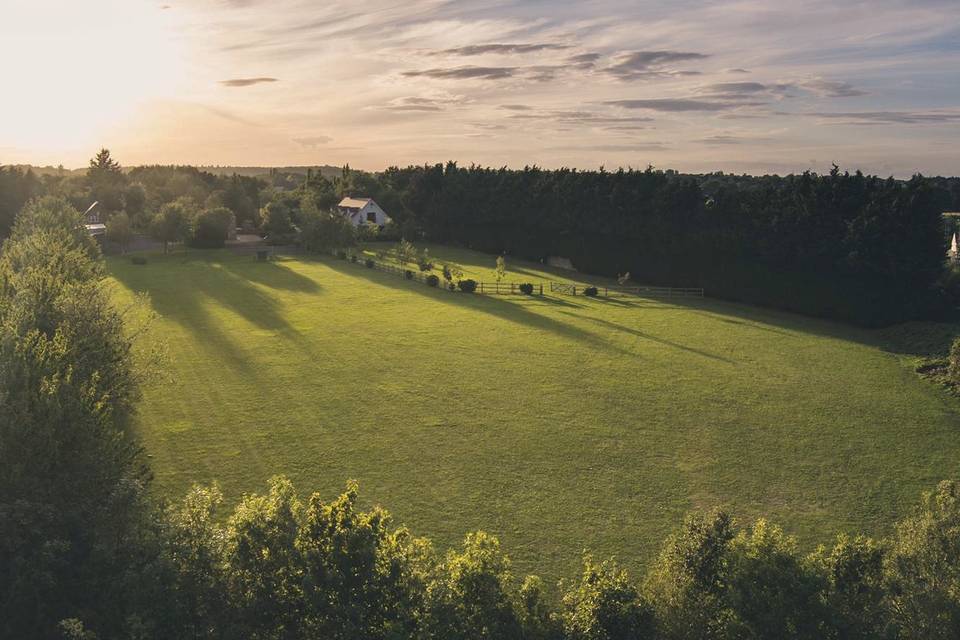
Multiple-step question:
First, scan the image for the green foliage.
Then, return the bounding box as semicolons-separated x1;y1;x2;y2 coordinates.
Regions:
190;206;234;249
0;197;150;639
150;200;192;253
442;262;464;285
395;238;417;267
519;282;534;295
458;278;477;293
365;258;375;268
950;337;960;383
583;286;598;297
105;211;133;253
884;480;960;639
86;148;126;213
260;201;295;243
405;269;414;280
812;534;890;639
426;274;440;287
300;205;356;253
563;556;655;640
418;247;434;271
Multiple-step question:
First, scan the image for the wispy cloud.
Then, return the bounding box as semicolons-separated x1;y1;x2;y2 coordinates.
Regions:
800;78;868;98
602;50;709;80
431;43;569;56
810;110;960;124
606;98;761;112
292;135;334;147
219;77;278;87
402;66;516;80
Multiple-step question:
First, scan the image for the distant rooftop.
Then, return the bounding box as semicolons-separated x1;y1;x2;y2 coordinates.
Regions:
338;197;373;209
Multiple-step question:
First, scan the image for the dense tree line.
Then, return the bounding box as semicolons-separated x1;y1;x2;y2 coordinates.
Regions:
4;197;960;639
356;163;951;326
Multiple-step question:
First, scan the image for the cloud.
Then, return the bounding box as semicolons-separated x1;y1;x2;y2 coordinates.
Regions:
801;78;868;97
725;68;751;74
499;104;533;111
606;99;762;112
698;81;795;100
567;52;601;69
810;110;960;124
293;135;334;147
602;50;709;80
401;66;515;80
432;43;569;56
380;95;468;112
219;77;278;87
696;134;773;145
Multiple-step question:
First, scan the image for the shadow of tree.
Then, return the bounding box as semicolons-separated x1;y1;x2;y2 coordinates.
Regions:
317;256;634;356
110;253;320;377
557;311;736;364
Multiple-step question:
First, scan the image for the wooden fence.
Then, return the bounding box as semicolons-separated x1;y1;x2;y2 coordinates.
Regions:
549;282;703;298
327;251;703;299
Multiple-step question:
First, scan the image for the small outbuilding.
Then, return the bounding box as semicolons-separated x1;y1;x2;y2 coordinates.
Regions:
337;197;390;227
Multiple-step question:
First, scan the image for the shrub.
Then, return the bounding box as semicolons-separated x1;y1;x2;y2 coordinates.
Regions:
404;270;414;280
448;282;457;291
426;274;440;287
131;255;147;265
350;254;358;263
583;286;599;297
458;279;478;293
417;248;434;271
519;283;534;295
365;258;375;268
336;250;347;260
950;338;960;383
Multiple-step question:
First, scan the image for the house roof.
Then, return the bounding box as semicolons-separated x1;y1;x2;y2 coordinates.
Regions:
338;197;373;209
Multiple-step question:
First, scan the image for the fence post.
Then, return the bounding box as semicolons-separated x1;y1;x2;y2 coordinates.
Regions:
511;283;515;294
573;285;577;296
539;283;543;295
480;282;484;294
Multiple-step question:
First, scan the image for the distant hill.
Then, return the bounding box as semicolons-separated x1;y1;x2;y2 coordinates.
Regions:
2;164;352;179
197;165;346;179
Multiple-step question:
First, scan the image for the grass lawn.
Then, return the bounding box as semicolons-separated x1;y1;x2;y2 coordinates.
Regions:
107;244;960;585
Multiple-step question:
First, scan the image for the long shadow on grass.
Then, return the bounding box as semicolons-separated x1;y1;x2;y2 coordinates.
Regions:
111;253;319;376
317;256;633;355
558;311;735;364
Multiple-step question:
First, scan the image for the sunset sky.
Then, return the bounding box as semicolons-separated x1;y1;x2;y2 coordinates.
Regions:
2;0;959;175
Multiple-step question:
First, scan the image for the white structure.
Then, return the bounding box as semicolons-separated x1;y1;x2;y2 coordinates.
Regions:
337;197;390;227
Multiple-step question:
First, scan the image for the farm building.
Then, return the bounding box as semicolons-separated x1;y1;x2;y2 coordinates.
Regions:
337;197;390;227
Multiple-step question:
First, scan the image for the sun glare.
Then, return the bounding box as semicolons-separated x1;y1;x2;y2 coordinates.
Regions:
0;0;186;157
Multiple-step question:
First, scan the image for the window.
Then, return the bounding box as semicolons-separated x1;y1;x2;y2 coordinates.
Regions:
367;211;377;223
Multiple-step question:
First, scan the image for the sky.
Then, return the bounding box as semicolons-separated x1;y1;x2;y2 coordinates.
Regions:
1;0;959;176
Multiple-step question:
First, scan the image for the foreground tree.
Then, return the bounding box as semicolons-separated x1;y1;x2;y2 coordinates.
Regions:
0;197;151;639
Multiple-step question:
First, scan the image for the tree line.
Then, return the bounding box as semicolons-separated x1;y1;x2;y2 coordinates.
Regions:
4;195;960;639
4;153;959;324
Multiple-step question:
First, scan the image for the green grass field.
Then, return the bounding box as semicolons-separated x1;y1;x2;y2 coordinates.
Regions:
107;245;960;584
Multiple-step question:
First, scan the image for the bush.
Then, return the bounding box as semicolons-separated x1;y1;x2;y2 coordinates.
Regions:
583;286;599;297
404;270;414;280
458;279;478;293
950;338;960;383
448;282;457;291
519;282;534;295
131;255;147;265
365;258;375;268
350;254;358;263
426;274;440;287
336;250;347;260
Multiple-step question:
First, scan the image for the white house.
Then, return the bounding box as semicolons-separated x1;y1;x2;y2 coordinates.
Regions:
337;197;390;227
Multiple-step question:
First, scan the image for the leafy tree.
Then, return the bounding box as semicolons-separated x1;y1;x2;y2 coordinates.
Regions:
885;480;960;639
0;197;150;639
421;532;524;640
395;238;417;268
86;148;126;212
105;211;133;253
495;255;507;282
190;206;234;248
150;200;191;253
260;201;295;243
123;182;146;217
562;556;656;640
442;262;464;287
812;534;891;640
300;206;356;253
